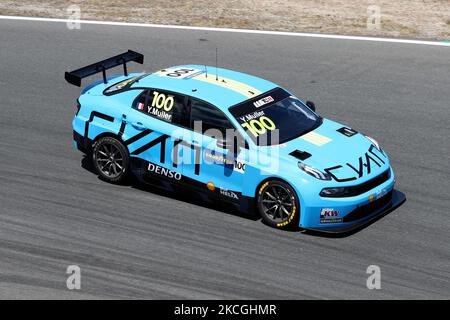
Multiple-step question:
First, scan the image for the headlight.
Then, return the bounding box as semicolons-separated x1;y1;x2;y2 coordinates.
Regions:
365;135;382;151
320;187;348;197
298;162;331;180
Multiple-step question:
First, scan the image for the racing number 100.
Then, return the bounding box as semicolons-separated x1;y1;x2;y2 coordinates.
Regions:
241;116;276;137
151;91;174;112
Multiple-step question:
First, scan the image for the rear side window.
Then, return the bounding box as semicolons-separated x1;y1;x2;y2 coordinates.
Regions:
134;89;185;125
189;99;234;136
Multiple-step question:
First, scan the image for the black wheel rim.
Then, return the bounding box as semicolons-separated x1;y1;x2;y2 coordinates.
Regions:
95;143;124;179
260;184;295;223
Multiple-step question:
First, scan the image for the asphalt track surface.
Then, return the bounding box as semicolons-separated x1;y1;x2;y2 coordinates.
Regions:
0;19;449;299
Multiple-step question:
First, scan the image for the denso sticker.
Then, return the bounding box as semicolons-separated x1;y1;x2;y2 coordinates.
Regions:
148;163;182;181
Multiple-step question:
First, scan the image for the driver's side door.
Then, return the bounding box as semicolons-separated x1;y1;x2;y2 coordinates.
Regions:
181;98;247;202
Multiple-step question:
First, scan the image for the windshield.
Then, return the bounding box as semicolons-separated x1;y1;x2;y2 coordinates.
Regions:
229;88;322;146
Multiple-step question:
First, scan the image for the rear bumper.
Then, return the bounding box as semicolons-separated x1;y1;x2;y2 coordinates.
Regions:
304;188;406;233
73;130;91;154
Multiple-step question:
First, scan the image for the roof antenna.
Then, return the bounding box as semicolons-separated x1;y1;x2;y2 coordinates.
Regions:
204;65;208;78
215;47;219;81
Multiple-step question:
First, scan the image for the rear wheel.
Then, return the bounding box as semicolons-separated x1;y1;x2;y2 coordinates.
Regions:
257;180;300;229
92;136;130;183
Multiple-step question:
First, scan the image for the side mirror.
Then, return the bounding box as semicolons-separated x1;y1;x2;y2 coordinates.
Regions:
216;136;244;154
306;100;316;112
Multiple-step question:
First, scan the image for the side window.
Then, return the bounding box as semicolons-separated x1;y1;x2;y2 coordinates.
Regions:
189;99;234;137
134;89;185;125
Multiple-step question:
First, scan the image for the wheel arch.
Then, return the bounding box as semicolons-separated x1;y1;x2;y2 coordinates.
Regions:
253;176;303;216
254;176;302;228
254;176;298;199
91;132;131;184
92;131;125;146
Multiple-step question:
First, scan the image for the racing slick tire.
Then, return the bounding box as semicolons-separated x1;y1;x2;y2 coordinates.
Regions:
257;180;300;229
92;136;130;184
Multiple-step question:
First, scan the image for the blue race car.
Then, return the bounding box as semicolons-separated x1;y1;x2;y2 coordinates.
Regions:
65;50;405;232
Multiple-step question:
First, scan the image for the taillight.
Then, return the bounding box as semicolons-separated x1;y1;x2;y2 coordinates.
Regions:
75;100;81;115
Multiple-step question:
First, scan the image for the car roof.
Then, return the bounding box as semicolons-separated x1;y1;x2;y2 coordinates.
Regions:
131;65;278;110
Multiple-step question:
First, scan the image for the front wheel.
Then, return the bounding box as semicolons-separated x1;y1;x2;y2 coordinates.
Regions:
92;136;130;183
257;180;300;229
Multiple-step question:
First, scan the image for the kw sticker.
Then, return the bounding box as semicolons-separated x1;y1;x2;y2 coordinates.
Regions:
320;208;342;224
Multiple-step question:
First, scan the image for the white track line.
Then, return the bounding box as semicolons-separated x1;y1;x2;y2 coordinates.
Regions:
1;15;449;47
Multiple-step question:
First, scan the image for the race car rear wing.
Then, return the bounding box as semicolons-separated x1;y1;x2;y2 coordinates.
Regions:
64;50;144;87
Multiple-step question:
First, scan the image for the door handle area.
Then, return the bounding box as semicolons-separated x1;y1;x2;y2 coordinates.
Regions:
131;122;146;130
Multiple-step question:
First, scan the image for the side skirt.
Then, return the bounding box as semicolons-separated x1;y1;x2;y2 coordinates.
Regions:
73;129;256;216
130;157;255;215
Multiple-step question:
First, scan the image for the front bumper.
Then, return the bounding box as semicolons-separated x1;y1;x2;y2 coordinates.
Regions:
304;189;406;233
298;168;406;232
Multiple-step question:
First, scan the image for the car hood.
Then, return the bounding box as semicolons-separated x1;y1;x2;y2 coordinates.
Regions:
277;119;389;183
